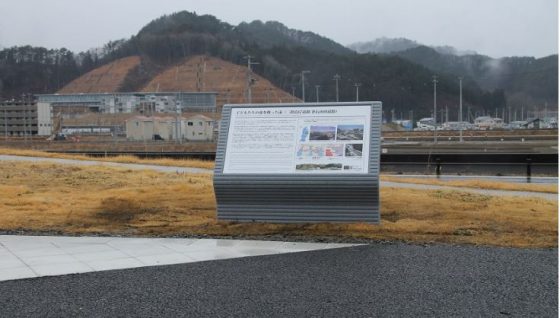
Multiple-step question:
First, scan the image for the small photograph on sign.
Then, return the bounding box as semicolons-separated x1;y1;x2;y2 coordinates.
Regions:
299;127;309;142
296;163;343;171
336;124;364;140
344;164;363;171
345;144;363;157
309;126;336;141
324;144;344;157
296;144;324;158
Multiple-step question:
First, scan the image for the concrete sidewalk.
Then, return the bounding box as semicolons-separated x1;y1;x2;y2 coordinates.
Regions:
0;235;357;282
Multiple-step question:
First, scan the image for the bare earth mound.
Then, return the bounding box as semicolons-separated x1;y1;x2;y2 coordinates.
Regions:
58;56;141;94
142;55;297;107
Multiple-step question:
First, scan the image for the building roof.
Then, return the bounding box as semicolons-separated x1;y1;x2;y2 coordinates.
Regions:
186;114;213;121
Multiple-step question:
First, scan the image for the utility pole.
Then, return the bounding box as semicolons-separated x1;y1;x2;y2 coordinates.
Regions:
301;70;310;102
4;107;7;141
244;55;259;103
459;77;463;142
354;83;361;102
432;75;438;143
22;95;27;142
315;85;320;103
521;105;524;121
333;74;341;102
175;95;181;144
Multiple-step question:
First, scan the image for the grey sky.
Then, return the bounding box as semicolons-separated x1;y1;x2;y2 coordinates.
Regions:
0;0;557;58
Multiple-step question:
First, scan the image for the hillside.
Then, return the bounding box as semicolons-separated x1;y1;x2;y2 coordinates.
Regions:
0;46;81;99
58;56;141;94
395;47;558;107
108;11;491;117
142;55;296;105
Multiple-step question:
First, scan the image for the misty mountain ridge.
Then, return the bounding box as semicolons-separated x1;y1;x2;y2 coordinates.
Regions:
348;37;477;56
0;10;556;116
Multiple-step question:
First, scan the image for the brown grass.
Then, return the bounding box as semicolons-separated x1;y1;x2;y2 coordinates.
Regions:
0;147;214;170
0;161;556;248
381;176;558;194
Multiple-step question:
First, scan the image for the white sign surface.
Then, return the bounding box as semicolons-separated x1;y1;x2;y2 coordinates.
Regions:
223;105;371;174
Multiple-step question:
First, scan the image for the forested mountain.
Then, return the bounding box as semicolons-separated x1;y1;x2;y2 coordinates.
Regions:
0;46;87;99
236;20;352;55
351;41;557;108
348;37;477;56
0;10;555;119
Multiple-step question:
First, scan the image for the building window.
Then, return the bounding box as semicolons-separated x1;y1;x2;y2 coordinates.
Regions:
187;122;193;126
198;121;203;126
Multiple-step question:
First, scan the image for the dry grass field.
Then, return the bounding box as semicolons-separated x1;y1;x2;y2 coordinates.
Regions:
381;176;558;193
0;161;557;248
0;147;214;170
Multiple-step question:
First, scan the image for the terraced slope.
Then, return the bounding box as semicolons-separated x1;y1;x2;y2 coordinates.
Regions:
58;56;141;94
142;55;297;106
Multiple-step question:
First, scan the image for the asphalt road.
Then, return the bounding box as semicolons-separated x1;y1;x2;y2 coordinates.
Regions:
1;155;555;201
0;243;556;317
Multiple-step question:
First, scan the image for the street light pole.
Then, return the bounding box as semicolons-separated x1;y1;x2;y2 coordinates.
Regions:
4;107;7;141
315;85;320;103
333;74;340;102
354;83;361;102
459;77;463;142
301;70;310;102
432;75;438;143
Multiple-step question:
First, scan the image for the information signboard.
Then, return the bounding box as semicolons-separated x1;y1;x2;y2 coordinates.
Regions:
214;102;381;223
223;105;371;174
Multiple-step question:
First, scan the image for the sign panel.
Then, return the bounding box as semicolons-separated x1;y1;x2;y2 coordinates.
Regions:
223;105;371;174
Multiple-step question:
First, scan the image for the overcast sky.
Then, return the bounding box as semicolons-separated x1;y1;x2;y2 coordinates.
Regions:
0;0;557;58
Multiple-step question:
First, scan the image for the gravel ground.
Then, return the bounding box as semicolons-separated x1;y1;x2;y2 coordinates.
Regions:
0;243;556;317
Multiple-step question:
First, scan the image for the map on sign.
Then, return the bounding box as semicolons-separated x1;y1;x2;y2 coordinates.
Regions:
223;105;371;174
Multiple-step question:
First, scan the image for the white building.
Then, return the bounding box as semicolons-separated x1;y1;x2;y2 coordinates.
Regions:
474;116;503;130
183;115;214;141
35;92;217;137
126;115;214;141
416;117;436;130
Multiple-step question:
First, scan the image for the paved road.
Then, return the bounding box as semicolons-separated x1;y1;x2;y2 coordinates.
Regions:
382;181;558;201
387;174;558;184
0;154;212;174
0;243;555;317
1;154;556;200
